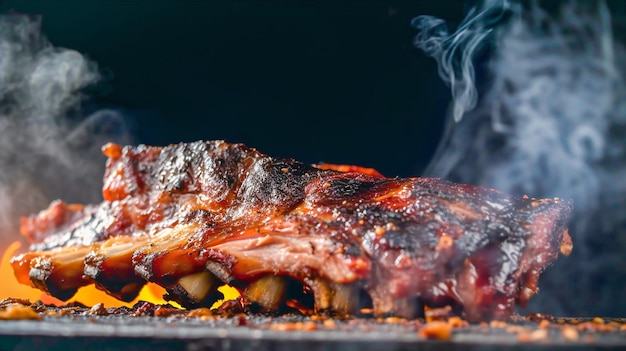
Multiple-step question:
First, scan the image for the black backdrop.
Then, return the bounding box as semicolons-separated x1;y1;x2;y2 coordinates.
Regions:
0;0;467;178
8;0;626;318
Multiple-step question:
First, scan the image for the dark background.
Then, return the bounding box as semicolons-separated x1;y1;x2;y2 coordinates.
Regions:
0;0;468;178
4;0;626;318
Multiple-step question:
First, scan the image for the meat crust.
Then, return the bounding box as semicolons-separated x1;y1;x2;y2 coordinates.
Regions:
10;141;572;322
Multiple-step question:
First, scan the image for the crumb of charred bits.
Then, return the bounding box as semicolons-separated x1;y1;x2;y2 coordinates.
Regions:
418;320;453;340
85;303;108;316
270;321;317;332
528;312;626;333
562;326;580;341
517;328;549;343
0;299;41;321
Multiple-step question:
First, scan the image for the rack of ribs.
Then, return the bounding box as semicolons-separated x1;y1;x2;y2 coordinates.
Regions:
10;140;573;322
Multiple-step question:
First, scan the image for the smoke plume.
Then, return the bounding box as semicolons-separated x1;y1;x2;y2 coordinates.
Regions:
412;0;515;122
0;15;133;246
414;0;626;316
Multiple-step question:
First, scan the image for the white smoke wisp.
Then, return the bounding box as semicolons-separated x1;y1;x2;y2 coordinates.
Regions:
412;0;515;122
0;15;133;246
415;0;626;316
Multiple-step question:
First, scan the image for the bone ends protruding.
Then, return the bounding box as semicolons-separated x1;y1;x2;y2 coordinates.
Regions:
305;277;360;316
28;248;93;301
165;271;223;308
242;275;287;313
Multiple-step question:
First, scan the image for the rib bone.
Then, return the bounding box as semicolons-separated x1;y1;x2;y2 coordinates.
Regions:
242;275;286;312
165;271;222;308
306;277;359;316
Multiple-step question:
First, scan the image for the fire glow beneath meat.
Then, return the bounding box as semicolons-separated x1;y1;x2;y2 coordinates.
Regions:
8;141;572;322
0;241;166;307
0;241;241;308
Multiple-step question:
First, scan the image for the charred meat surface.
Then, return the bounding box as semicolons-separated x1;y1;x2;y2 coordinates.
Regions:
10;141;572;322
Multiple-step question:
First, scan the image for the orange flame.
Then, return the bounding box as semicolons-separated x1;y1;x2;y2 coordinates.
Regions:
1;241;239;308
0;241;170;306
0;241;43;302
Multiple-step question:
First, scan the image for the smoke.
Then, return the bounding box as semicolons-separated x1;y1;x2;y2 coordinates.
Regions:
414;0;626;317
412;0;515;122
0;15;133;246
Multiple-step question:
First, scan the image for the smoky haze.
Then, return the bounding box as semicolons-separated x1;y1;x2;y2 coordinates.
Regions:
414;0;626;317
0;15;133;247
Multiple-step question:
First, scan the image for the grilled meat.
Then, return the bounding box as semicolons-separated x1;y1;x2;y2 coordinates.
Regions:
10;141;572;322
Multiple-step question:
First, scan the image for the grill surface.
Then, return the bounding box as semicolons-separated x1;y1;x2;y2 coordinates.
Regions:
1;314;626;351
